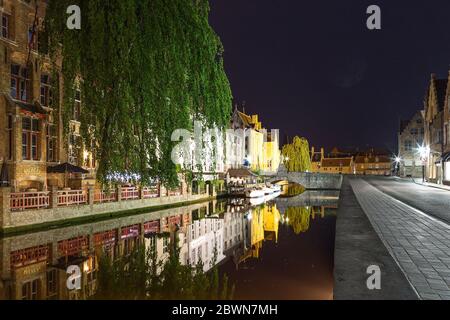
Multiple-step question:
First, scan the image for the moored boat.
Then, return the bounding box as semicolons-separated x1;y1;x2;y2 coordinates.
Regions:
245;188;265;198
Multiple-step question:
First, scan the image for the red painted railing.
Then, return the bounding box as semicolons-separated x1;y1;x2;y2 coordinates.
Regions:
142;185;159;199
10;192;50;211
94;190;117;203
7;183;191;211
168;186;182;197
57;190;87;206
121;187;139;200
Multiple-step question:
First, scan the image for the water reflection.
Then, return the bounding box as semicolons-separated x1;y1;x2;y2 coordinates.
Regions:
0;191;338;300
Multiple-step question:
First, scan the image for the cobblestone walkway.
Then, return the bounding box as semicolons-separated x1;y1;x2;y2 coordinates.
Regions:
350;178;450;300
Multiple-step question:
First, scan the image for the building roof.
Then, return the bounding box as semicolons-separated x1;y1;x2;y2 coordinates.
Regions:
237;111;253;127
233;107;262;131
227;168;257;178
399;110;423;134
321;157;352;167
435;79;449;111
354;155;391;164
399;119;410;134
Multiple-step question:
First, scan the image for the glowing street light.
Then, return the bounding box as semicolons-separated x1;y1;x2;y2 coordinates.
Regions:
416;144;430;183
417;145;430;160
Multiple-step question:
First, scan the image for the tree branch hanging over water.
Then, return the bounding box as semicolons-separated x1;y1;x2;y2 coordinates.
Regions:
44;0;232;186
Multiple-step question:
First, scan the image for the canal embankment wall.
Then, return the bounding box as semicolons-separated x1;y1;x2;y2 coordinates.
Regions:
0;186;216;235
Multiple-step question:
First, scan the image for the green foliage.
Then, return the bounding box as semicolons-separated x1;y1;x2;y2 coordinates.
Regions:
44;0;232;187
93;234;234;300
282;136;312;172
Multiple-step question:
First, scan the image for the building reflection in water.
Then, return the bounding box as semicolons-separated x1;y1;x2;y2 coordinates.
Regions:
0;194;337;300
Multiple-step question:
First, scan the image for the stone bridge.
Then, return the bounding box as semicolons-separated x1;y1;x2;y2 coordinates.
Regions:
267;164;343;190
275;190;340;214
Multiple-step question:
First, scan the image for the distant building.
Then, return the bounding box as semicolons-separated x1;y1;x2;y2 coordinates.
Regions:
310;146;353;174
230;107;264;171
442;70;450;185
320;157;354;174
354;154;391;176
398;111;425;178
424;74;448;184
310;147;324;172
262;130;281;174
230;106;280;174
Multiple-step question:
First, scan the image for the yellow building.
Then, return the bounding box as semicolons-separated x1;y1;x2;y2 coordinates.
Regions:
354;155;391;175
320;157;354;174
262;131;281;174
230;106;280;173
309;147;353;174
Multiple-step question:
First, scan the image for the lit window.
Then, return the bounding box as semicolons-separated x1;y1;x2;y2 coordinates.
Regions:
1;14;10;39
11;65;30;102
40;75;52;107
22;117;40;160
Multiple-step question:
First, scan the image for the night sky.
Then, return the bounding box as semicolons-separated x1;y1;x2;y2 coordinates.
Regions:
209;0;450;152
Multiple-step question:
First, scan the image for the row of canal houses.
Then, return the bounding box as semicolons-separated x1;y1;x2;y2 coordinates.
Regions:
398;71;450;184
0;199;290;300
0;1;281;201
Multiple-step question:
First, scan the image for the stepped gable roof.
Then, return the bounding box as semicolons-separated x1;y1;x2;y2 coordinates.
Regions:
435;79;448;111
321;157;352;167
355;155;391;164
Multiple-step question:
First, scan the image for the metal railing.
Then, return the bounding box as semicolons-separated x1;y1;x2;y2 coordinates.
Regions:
94;190;117;203
121;187;139;200
57;190;87;206
6;183;194;212
142;185;159;199
10;192;50;211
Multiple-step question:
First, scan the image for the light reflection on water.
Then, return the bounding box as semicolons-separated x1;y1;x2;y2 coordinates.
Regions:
0;189;338;300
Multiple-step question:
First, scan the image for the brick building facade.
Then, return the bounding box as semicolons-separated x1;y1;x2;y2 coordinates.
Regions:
0;0;95;192
398;110;424;178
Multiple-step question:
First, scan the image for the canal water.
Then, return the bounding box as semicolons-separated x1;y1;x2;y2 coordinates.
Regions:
0;188;339;300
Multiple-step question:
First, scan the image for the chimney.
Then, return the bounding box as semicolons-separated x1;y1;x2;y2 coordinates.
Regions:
431;73;436;80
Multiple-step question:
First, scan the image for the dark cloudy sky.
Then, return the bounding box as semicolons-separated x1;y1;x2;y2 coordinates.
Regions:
209;0;450;152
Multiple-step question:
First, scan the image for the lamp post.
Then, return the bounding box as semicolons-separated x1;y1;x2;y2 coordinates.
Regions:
394;156;401;176
418;145;430;183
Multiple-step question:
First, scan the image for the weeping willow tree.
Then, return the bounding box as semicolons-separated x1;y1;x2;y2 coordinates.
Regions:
282;136;311;172
44;0;232;187
285;207;311;234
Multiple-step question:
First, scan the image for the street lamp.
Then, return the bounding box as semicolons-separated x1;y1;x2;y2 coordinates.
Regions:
394;156;401;176
417;144;430;183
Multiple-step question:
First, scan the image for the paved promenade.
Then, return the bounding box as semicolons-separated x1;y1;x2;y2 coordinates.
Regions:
365;176;450;224
334;179;417;300
350;178;450;300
